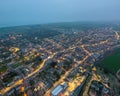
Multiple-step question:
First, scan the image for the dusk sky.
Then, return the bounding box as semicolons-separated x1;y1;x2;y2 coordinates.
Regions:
0;0;120;27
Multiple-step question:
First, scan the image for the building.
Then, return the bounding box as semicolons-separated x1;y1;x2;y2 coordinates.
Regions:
51;82;68;96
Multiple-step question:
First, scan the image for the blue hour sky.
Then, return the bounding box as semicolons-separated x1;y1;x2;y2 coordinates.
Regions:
0;0;120;27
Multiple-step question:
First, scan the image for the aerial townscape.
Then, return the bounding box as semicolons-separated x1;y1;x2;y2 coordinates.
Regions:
0;22;120;96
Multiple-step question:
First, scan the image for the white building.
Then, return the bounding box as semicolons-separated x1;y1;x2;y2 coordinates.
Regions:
51;82;68;96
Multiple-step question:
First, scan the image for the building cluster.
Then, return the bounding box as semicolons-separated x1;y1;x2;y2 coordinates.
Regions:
88;80;110;96
0;26;119;96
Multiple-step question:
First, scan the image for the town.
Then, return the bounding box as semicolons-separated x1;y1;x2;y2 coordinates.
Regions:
0;23;120;96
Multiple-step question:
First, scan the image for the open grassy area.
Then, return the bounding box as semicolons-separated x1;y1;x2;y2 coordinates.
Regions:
0;66;7;73
11;63;21;68
101;49;120;73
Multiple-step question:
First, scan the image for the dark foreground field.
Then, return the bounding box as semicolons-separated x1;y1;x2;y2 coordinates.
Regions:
101;49;120;73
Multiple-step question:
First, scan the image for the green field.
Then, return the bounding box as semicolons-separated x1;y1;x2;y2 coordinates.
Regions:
102;49;120;73
11;63;21;68
0;66;7;73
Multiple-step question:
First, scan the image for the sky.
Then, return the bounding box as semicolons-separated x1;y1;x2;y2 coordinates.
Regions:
0;0;120;27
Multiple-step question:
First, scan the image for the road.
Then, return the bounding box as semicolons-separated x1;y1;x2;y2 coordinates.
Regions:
44;55;90;96
0;38;110;95
0;59;46;95
0;50;59;95
44;39;110;96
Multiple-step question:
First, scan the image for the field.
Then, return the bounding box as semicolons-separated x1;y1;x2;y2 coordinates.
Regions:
101;49;120;73
0;66;7;73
